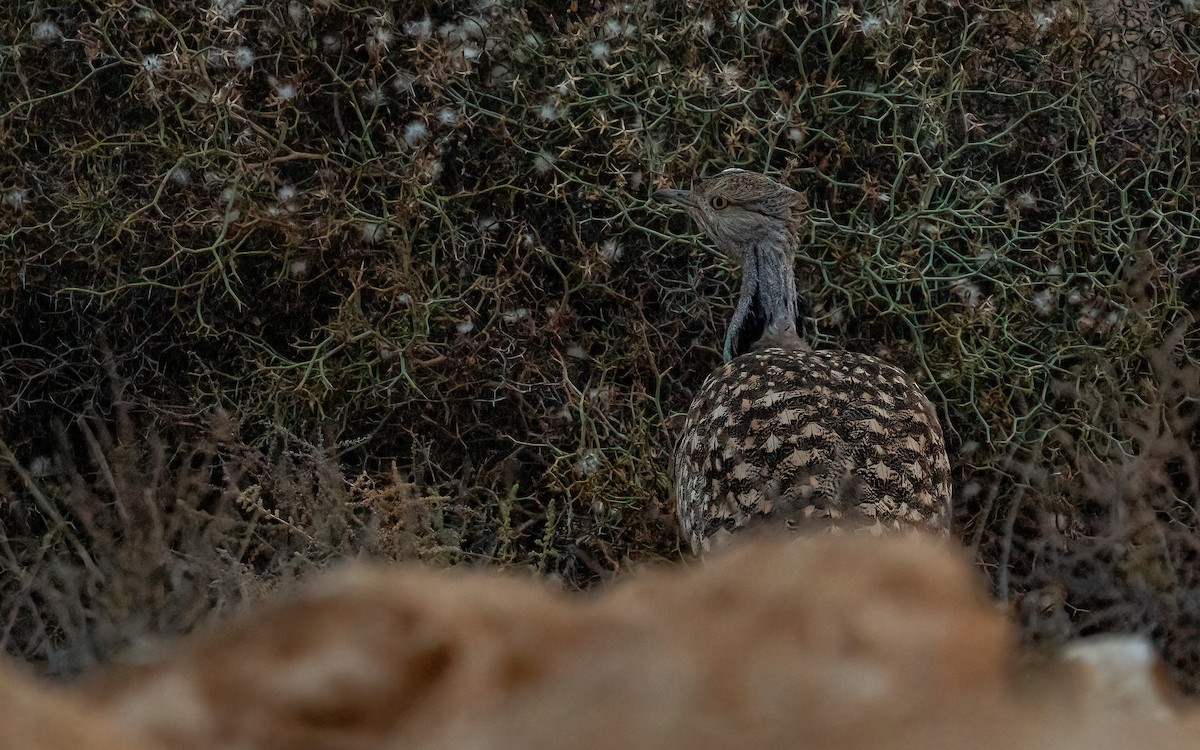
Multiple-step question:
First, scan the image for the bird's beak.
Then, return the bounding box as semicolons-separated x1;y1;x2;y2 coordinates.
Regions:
654;188;694;207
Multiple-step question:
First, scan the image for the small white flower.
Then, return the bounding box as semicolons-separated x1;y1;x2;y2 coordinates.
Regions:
477;216;499;233
322;34;341;52
396;293;414;305
455;320;475;334
1012;190;1037;211
461;14;490;37
952;279;982;309
212;0;246;21
860;15;884;36
29;456;54;478
32;20;61;42
289;259;308;277
590;40;610;61
1031;289;1054;316
361;222;385;244
141;55;165;74
367;24;393;55
717;62;744;94
274;81;297;100
787;127;805;143
233;46;254;69
393;71;416;95
1034;9;1055;30
538;100;561;122
403;120;430;148
277;184;296;202
599;239;623;263
576;449;602;476
168;167;191;186
5;189;28;209
437;108;458;125
287;1;307;26
403;16;432;38
533;151;556;173
566;343;587;359
361;87;384;107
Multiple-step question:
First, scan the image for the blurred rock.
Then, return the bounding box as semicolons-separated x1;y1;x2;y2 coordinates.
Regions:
8;533;1196;749
0;658;163;750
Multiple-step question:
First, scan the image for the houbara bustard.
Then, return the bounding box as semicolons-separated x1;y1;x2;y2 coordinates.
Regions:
657;169;951;553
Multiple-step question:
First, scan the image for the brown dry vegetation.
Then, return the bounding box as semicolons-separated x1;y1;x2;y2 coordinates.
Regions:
1;0;1199;692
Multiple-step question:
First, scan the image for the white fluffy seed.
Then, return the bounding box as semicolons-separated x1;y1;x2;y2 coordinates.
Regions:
141;55;165;74
403;120;430;148
233;46;254;69
32;20;61;42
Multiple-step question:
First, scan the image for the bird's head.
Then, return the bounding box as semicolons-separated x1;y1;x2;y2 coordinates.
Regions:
654;169;807;259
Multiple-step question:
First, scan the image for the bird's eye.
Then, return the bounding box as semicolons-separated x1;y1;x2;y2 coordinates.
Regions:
710;195;729;210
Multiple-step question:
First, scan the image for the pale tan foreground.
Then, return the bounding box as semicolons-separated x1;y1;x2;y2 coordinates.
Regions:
0;658;164;750
5;534;1200;750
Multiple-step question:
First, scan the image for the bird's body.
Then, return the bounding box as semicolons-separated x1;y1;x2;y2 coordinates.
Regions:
675;346;950;552
657;170;951;553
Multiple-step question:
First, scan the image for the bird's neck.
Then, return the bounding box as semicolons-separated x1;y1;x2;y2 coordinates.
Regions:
724;231;803;362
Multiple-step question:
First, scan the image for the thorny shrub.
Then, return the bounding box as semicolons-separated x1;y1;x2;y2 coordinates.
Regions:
1;0;1199;686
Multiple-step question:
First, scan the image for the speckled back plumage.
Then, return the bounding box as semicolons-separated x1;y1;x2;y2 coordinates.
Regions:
657;169;952;554
674;346;951;553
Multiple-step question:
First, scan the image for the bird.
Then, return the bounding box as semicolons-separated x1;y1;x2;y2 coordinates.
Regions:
656;169;952;554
